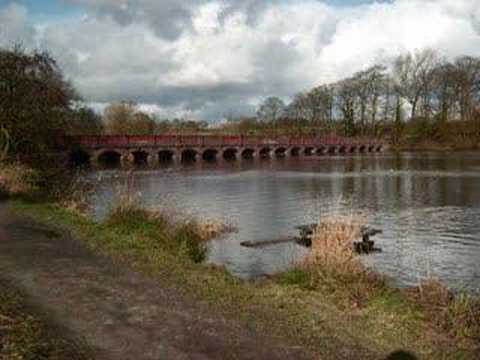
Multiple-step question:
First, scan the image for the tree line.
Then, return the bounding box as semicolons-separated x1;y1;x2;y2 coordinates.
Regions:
225;49;480;148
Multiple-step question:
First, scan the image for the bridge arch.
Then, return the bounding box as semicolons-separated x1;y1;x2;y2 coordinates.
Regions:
131;150;149;166
358;145;366;153
316;146;326;156
338;145;347;154
290;147;301;156
222;148;238;161
97;150;122;168
241;148;255;160
259;147;271;158
327;146;337;154
274;147;287;158
181;149;198;163
203;149;218;162
304;147;314;156
376;145;383;152
348;146;357;153
368;145;375;152
158;149;175;163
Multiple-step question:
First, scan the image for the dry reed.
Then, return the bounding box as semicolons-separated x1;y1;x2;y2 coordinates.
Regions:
0;162;39;196
304;215;365;275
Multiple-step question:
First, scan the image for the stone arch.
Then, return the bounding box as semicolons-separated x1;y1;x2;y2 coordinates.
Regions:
327;146;337;154
376;145;383;152
241;148;255;160
222;148;238;161
181;149;198;163
338;146;347;154
274;147;287;158
203;149;218;162
290;147;301;156
158;149;175;163
304;147;314;156
316;146;326;156
368;145;375;152
349;146;357;153
131;150;149;166
259;147;271;158
97;150;122;168
358;145;366;153
69;146;91;167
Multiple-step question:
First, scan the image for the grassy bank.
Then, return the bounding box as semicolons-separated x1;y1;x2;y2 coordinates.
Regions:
0;279;93;360
9;200;480;359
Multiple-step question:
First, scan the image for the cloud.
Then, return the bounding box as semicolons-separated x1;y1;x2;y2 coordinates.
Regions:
2;0;480;121
0;3;36;47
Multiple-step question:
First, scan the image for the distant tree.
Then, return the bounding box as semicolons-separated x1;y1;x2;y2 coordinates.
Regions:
103;101;136;135
336;78;357;136
452;56;480;122
132;112;156;135
257;97;286;123
393;49;438;119
68;106;104;135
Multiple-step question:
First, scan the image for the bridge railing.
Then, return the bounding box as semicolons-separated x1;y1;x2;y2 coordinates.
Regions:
67;135;382;148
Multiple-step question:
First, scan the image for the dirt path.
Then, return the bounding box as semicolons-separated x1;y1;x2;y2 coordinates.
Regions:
0;204;311;360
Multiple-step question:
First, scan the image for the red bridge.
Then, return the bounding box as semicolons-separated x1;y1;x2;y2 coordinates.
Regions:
67;135;385;167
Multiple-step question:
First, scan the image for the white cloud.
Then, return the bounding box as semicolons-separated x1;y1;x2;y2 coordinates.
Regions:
2;0;480;121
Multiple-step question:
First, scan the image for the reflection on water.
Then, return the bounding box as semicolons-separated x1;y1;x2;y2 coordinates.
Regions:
91;152;480;292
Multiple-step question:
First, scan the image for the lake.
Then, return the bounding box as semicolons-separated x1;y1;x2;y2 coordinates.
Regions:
91;152;480;292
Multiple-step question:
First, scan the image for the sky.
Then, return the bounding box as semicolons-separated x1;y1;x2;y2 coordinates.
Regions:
1;0;480;121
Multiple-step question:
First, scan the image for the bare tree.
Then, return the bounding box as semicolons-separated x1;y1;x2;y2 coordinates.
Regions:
393;49;438;119
336;78;357;136
257;96;286;123
453;56;480;121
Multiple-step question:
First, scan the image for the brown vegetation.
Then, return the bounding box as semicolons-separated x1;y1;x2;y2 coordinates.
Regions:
406;279;480;347
0;162;39;197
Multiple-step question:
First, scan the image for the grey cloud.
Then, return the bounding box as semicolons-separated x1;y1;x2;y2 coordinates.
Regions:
67;0;208;40
66;0;279;41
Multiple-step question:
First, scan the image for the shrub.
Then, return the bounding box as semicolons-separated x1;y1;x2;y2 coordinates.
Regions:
0;162;40;197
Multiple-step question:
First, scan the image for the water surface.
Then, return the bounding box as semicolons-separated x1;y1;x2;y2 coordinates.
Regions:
91;152;480;292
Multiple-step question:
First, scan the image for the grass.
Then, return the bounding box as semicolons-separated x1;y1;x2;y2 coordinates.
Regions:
9;199;480;359
0;279;92;360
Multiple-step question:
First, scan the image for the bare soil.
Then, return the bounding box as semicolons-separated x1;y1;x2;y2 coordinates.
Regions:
0;204;311;360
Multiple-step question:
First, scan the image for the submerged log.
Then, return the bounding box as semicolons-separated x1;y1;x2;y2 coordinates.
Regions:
240;224;383;253
240;238;295;248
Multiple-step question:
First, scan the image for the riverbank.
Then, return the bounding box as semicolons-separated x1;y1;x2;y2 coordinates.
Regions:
391;139;480;152
6;198;479;359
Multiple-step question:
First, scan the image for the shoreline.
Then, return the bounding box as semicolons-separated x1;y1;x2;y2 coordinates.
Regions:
4;197;479;358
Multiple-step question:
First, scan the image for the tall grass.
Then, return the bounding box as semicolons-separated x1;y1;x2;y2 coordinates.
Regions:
105;182;233;263
409;279;480;346
305;215;364;275
0;162;39;198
